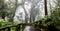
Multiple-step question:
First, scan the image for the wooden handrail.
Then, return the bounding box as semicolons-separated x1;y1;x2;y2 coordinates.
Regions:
0;21;42;31
0;25;16;30
0;24;22;31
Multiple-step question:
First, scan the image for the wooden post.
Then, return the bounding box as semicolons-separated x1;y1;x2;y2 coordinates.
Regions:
22;24;25;31
16;24;20;31
0;29;2;31
3;29;6;31
7;27;10;31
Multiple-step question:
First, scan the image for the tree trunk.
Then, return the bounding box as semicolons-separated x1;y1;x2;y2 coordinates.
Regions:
44;0;48;15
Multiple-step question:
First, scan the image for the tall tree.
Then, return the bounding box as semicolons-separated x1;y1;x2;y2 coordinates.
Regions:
44;0;48;15
0;0;6;19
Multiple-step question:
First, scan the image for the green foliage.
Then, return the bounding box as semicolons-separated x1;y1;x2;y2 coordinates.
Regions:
42;6;60;27
0;17;19;27
0;0;16;21
0;18;11;27
40;10;60;26
49;0;60;25
38;0;60;27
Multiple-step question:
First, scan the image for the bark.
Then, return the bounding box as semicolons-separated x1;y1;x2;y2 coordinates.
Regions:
44;0;48;15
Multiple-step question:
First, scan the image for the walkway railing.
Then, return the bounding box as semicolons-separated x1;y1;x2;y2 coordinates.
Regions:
0;23;23;31
0;21;45;31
